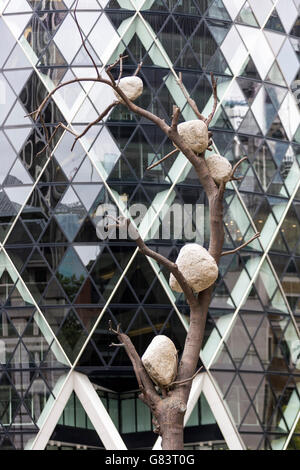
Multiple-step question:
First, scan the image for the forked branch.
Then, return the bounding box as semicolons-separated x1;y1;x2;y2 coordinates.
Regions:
177;72;206;121
108;320;160;409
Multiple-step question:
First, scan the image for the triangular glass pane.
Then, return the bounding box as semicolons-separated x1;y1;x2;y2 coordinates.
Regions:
38;40;68;67
239;404;264;433
4;158;33;186
39;217;68;244
266;61;287;87
56;309;88;362
223;80;249;130
236;1;259;27
237;77;261;105
239;166;263;193
73;156;102;183
8;339;36;368
73;215;100;243
38;277;68;305
5;219;33;247
54;132;86;182
73;275;105;305
90;247;127;302
157;16;186;64
210;105;234;130
207;0;231;20
54;186;86;242
110;276;139;304
290;15;300;37
207;20;230;45
239;344;264;371
251;86;277;135
265;84;287;111
240;55;260;80
191;21;218;69
238;109;263;136
56;247;88;302
206;47;232;74
73;184;103;212
265;8;285;32
223;374;251;426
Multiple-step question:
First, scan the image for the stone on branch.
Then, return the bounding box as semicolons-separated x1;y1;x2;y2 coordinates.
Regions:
206;154;232;184
114;76;143;103
142;335;178;387
177;120;209;153
169;244;218;293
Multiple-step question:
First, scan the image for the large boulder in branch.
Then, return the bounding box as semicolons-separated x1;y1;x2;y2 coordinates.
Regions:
114;76;143;103
177;120;209;154
142;335;178;387
169;244;218;293
206;154;232;184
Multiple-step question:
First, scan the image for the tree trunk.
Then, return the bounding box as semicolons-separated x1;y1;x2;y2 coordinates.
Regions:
157;396;186;450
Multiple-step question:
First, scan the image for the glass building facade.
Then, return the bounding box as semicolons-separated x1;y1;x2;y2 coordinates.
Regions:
0;0;300;451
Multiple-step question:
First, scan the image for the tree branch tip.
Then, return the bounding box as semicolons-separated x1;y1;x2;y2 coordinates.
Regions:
108;320;121;335
221;232;261;257
168;366;203;388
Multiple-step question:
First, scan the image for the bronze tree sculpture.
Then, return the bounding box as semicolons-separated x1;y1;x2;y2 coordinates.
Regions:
27;1;260;450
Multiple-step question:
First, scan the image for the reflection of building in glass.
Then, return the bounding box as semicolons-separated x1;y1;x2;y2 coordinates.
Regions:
0;0;300;451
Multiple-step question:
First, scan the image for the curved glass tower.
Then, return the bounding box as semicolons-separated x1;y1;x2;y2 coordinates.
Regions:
0;0;300;451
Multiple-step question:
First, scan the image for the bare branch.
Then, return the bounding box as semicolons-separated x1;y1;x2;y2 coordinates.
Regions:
177;72;206;121
171;105;181;132
205;72;218;127
133;61;143;76
25;77;103;121
168;366;203;388
71;100;119;151
230;156;248;181
221;232;260;257
73;0;101;78
108;320;160;407
36;122;77;157
147;148;178;171
117;55;125;85
125;220;198;308
106;55;128;86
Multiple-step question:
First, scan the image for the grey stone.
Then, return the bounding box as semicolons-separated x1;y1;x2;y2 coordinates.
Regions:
177;120;209;153
114;76;143;103
169;244;218;293
206;154;232;184
142;335;178;387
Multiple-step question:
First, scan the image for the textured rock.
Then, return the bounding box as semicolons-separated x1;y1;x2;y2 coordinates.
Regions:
206;154;232;184
142;335;178;387
169;244;218;293
114;76;143;103
177;120;209;153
